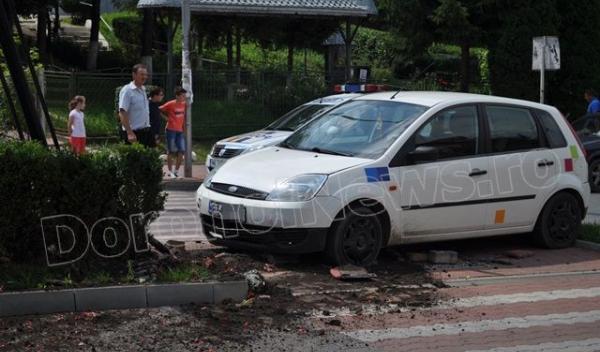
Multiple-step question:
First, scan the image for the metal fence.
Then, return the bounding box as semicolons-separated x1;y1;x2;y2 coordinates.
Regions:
44;69;328;139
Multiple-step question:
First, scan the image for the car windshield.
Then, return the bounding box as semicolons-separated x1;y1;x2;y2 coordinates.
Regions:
282;100;428;159
265;104;330;131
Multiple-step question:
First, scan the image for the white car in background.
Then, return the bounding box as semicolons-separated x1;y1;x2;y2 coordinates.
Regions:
206;93;362;171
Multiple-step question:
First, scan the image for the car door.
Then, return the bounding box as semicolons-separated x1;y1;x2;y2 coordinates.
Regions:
483;105;562;229
389;105;492;239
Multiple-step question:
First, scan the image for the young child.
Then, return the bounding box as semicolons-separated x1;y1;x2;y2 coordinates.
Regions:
68;96;86;155
149;87;165;147
159;87;187;178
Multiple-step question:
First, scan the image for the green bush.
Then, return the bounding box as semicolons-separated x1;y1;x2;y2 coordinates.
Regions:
0;141;165;264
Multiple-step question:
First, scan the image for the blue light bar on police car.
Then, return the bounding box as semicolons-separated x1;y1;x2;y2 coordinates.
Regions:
334;84;390;94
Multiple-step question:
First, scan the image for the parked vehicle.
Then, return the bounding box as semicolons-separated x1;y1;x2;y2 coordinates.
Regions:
198;92;590;265
205;93;362;171
572;114;600;191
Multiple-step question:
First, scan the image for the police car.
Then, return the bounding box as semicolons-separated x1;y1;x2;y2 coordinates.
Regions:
197;92;589;265
206;93;362;171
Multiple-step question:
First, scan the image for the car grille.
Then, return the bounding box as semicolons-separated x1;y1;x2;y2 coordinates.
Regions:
208;182;269;200
211;145;244;159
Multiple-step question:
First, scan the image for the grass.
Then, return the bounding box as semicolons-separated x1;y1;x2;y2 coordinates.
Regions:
0;261;212;291
49;106;118;137
579;224;600;244
156;263;210;283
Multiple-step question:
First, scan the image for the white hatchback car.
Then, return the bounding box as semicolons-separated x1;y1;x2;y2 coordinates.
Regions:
206;93;362;171
197;92;590;265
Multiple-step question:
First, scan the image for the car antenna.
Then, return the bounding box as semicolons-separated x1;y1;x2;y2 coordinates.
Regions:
390;90;402;100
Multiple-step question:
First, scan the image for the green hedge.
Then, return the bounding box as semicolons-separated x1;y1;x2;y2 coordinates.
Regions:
0;141;165;264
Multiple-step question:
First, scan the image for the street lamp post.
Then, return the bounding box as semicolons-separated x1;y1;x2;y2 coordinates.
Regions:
181;0;193;178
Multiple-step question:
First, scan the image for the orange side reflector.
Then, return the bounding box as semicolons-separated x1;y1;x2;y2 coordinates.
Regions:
389;185;398;192
495;209;506;224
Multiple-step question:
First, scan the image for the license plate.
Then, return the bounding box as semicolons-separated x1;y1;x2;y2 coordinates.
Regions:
207;201;245;222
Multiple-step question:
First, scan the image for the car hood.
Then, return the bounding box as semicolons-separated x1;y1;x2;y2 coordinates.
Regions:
219;130;293;149
210;147;371;193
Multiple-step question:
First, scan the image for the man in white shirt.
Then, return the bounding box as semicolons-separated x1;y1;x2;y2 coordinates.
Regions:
118;64;153;147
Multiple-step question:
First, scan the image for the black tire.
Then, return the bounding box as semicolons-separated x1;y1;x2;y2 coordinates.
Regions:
533;192;582;249
589;159;600;192
325;206;383;266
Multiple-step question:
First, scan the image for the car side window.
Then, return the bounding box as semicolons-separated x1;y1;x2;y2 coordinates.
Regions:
536;110;567;148
413;105;479;160
486;105;540;153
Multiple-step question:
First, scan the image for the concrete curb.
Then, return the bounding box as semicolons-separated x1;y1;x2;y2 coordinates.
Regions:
0;280;247;318
576;239;600;251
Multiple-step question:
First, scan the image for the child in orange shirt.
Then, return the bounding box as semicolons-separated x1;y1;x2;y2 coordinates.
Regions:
160;87;187;178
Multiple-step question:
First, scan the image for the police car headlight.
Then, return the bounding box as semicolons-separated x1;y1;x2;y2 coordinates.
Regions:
266;174;327;202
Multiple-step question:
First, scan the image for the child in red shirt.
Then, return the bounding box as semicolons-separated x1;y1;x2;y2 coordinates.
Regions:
160;87;187;178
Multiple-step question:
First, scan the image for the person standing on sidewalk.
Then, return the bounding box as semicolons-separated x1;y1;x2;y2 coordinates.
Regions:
585;89;600;115
149;87;165;148
68;95;86;155
160;87;187;178
118;64;153;147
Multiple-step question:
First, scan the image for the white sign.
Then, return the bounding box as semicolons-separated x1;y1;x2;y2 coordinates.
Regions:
532;36;560;71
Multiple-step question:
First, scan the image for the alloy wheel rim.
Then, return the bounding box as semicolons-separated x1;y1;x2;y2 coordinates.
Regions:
548;199;577;244
343;217;378;264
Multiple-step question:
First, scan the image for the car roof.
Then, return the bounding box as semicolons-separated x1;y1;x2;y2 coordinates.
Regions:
355;91;556;111
306;93;363;106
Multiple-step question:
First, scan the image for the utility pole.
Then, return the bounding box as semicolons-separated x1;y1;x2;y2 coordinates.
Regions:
0;0;47;145
539;36;546;104
181;0;193;178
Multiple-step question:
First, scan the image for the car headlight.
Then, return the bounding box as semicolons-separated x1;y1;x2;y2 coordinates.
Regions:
266;174;327;202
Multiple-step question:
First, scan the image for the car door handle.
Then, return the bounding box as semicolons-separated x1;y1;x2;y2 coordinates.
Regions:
538;160;555;167
469;169;488;177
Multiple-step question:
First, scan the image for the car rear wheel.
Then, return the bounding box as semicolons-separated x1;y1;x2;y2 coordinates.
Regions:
325;206;383;266
533;192;582;249
589;159;600;192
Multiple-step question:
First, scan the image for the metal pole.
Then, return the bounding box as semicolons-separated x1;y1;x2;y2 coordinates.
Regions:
540;36;546;104
182;0;193;178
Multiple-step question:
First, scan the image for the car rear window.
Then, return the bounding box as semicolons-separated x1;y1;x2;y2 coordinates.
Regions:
485;106;540;153
536;110;567;148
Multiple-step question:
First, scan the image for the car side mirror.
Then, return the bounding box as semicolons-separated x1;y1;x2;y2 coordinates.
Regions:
408;146;439;164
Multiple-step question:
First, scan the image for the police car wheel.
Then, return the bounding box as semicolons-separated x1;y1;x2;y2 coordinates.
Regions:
325;206;383;266
589;159;600;192
533;192;581;249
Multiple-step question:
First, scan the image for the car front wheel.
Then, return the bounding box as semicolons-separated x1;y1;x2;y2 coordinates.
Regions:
325;206;383;266
533;192;582;249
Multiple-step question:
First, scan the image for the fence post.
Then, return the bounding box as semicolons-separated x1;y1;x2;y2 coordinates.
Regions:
69;70;76;99
37;67;47;134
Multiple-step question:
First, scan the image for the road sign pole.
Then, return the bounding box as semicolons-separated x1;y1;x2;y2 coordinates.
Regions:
181;0;193;178
540;36;546;104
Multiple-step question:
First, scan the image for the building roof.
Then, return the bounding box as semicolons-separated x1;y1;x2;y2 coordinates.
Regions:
137;0;377;18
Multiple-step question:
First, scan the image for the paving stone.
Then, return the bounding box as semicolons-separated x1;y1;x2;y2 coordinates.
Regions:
504;249;534;259
0;290;75;317
406;252;429;263
213;281;248;303
429;250;458;264
74;286;147;311
147;283;214;307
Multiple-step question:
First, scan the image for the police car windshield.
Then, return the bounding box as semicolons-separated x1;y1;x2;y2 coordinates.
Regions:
265;104;330;131
283;100;427;159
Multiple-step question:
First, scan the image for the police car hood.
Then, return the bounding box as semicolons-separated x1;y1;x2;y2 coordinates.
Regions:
211;147;371;193
219;130;292;149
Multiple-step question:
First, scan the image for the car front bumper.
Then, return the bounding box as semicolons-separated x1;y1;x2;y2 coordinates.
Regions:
197;185;342;253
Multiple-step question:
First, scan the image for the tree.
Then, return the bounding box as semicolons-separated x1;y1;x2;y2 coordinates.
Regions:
86;0;101;70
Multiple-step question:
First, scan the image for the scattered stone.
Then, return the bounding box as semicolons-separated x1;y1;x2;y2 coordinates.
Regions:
428;250;458;264
406;252;429;263
504;250;534;259
244;269;267;293
329;265;376;281
0;256;10;264
327;319;342;326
